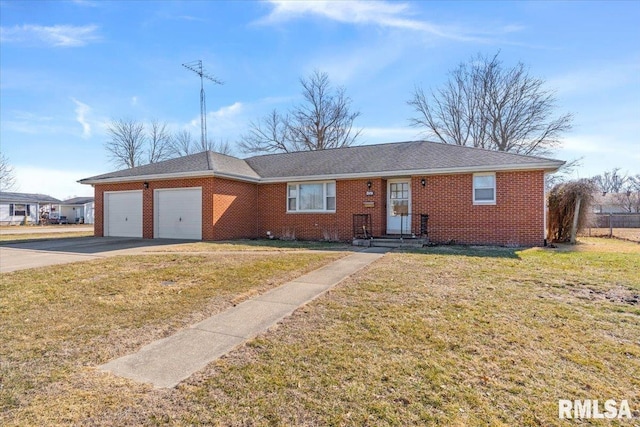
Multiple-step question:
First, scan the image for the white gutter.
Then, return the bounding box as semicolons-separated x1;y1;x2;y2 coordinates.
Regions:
78;170;261;185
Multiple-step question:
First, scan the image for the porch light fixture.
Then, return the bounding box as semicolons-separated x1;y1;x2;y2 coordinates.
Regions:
367;181;372;189
421;178;426;187
144;182;149;189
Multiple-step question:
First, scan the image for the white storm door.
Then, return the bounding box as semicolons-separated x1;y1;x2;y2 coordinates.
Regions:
155;188;202;240
387;180;411;235
104;191;143;238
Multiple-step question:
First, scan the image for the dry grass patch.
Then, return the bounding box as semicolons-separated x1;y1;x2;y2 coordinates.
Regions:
0;251;345;425
148;239;351;253
580;228;640;243
175;241;637;426
2;238;638;426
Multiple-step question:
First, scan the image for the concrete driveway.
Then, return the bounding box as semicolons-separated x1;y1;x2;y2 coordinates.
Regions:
0;225;94;235
0;237;191;273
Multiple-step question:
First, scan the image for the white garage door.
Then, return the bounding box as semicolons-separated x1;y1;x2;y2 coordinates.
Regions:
104;191;143;238
155;188;202;240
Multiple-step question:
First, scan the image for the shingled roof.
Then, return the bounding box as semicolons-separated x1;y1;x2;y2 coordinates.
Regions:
80;151;261;183
62;196;94;205
0;192;61;204
79;140;564;184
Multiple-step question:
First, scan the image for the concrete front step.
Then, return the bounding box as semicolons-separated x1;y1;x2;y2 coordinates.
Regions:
352;237;428;248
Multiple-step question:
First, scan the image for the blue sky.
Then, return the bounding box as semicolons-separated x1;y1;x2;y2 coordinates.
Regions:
1;0;638;199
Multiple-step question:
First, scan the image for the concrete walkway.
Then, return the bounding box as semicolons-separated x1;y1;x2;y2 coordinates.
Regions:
99;248;388;388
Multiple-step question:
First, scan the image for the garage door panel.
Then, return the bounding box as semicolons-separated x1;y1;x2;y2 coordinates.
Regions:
155;188;202;240
105;191;142;238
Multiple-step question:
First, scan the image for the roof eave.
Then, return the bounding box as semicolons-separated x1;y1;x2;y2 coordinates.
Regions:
258;161;566;183
78;170;261;185
79;160;564;185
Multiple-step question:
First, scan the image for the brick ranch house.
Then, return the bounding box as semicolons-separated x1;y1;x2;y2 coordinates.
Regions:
79;140;565;246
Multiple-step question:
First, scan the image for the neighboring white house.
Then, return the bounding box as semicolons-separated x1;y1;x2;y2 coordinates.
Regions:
52;196;95;224
84;200;95;224
0;192;61;225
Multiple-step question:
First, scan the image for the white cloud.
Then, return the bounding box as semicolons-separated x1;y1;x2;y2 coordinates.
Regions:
549;60;640;95
210;101;243;118
0;24;100;47
260;0;515;42
131;96;138;106
556;134;640;178
71;98;92;138
2;111;61;135
13;166;96;200
306;35;409;84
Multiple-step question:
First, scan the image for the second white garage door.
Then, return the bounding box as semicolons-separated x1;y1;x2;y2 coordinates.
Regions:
154;188;202;240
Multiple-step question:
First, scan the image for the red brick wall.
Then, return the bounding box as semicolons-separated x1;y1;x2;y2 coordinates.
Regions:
211;178;257;240
410;171;545;246
94;170;546;246
94;177;245;240
256;179;386;241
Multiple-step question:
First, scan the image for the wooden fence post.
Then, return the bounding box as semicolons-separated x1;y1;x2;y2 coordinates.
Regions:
570;196;582;244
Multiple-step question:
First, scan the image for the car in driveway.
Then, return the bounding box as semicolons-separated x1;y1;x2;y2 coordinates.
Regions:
48;215;68;224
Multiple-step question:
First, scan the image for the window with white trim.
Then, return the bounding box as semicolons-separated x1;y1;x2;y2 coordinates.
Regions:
473;173;496;204
287;181;336;212
10;203;30;216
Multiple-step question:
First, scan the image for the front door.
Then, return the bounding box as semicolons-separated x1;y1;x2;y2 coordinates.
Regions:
387;180;411;235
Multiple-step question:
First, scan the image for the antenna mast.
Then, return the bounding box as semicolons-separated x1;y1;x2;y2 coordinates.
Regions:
182;60;223;149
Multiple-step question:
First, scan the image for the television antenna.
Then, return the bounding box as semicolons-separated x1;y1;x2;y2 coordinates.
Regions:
182;60;223;149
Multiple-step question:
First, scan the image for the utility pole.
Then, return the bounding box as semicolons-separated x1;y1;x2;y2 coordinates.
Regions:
182;60;223;149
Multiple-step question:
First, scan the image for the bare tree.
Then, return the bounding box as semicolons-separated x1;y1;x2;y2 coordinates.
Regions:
627;174;640;213
240;110;291;154
147;120;172;164
196;137;232;155
629;174;640;192
546;157;582;190
0;153;17;191
105;118;146;169
604;172;640;213
240;70;362;154
167;130;233;157
169;130;196;157
591;167;628;193
408;52;573;157
206;139;233;156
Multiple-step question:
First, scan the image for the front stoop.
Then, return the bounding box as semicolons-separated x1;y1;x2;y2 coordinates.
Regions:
353;236;428;249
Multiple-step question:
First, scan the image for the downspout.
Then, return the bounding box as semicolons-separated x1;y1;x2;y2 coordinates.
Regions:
543;172;548;246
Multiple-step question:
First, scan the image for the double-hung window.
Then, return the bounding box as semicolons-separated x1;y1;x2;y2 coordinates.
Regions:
473;173;496;205
10;203;29;216
287;181;336;212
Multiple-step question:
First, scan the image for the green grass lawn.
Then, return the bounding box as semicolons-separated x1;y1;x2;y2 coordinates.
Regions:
1;238;638;426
